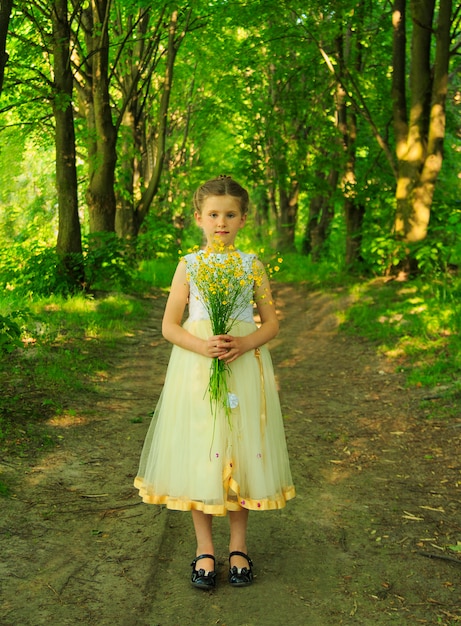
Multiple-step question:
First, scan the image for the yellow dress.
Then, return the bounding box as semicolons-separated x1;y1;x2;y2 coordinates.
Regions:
134;251;295;516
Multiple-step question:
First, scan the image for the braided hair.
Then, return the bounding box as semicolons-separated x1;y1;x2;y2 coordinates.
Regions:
193;176;249;215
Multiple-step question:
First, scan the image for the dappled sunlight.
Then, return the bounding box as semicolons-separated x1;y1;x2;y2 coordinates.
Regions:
46;413;89;428
341;278;460;392
16;293;153;349
19;414;95;488
384;346;406;359
0;0;457;610
2;279;460;624
392;10;402;29
26;452;70;488
0;291;158;467
43;295;97;314
321;465;352;484
395;175;411;198
25;415;94;483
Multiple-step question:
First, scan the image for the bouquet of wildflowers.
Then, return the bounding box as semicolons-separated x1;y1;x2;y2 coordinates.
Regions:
187;239;264;424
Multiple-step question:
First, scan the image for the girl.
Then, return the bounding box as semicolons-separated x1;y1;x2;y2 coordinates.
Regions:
134;176;295;589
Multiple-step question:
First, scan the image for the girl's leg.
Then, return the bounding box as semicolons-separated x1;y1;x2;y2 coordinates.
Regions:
228;508;250;569
191;510;215;572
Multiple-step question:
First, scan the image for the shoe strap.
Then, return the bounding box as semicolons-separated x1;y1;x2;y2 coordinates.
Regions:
192;553;215;566
229;551;253;566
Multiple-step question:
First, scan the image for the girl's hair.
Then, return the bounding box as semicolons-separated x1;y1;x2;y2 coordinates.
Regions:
193;175;249;215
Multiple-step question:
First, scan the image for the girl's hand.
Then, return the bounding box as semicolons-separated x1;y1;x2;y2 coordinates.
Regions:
215;334;248;364
206;335;233;359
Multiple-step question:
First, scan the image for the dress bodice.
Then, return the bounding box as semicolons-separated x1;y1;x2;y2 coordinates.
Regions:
184;250;257;324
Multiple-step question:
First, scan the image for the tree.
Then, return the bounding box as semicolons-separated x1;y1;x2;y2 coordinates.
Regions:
2;1;84;289
336;3;366;267
114;5;160;239
2;0;460;280
0;0;12;96
303;163;339;260
74;0;118;234
213;4;314;252
52;0;84;286
296;0;398;269
130;7;191;236
72;2;192;238
392;0;453;248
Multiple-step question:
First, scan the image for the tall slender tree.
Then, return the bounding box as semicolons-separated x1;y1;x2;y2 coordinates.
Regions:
52;0;84;287
133;8;191;234
74;0;117;234
336;3;366;267
392;0;453;249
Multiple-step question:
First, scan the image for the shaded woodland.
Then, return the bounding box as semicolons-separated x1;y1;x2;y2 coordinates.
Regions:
0;0;460;292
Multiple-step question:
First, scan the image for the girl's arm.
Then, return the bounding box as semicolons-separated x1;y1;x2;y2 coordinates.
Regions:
162;260;228;359
218;260;279;364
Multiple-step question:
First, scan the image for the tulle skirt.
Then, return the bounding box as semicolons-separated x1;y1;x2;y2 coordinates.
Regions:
134;319;295;516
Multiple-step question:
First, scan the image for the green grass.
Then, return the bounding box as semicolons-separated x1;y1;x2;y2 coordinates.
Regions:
340;274;461;417
137;258;178;289
0;291;152;456
260;251;351;288
0;480;11;497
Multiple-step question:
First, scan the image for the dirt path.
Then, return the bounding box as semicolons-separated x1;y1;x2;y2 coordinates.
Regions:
1;284;460;626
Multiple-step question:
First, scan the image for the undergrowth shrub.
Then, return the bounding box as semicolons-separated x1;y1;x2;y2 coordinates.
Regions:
0;234;139;296
84;232;137;290
136;213;179;260
0;311;23;355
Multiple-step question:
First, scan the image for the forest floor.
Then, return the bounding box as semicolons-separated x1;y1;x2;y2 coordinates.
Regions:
1;283;461;626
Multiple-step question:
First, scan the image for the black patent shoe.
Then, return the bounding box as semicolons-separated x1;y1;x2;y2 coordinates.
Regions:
190;554;216;590
228;551;253;587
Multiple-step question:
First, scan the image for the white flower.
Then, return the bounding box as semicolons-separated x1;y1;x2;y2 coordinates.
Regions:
227;393;239;409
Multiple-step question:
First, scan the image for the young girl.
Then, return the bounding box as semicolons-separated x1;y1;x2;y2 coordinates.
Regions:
134;176;295;589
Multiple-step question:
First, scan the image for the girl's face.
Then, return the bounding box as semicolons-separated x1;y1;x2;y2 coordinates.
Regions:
195;195;246;247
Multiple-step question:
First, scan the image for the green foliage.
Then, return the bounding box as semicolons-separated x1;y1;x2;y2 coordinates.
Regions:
0;311;24;355
137;258;177;289
136;212;180;260
0;242;81;297
0;129;57;245
262;251;349;288
84;232;137;291
364;234;406;275
0;234;141;296
2;0;461;280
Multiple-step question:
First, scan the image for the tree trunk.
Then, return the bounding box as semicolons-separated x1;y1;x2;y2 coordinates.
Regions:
135;9;186;231
114;7;153;240
276;182;299;252
303;168;338;260
0;0;12;96
115;106;137;239
392;0;452;244
340;103;364;267
344;198;365;266
52;0;84;287
336;11;365;269
84;0;117;234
